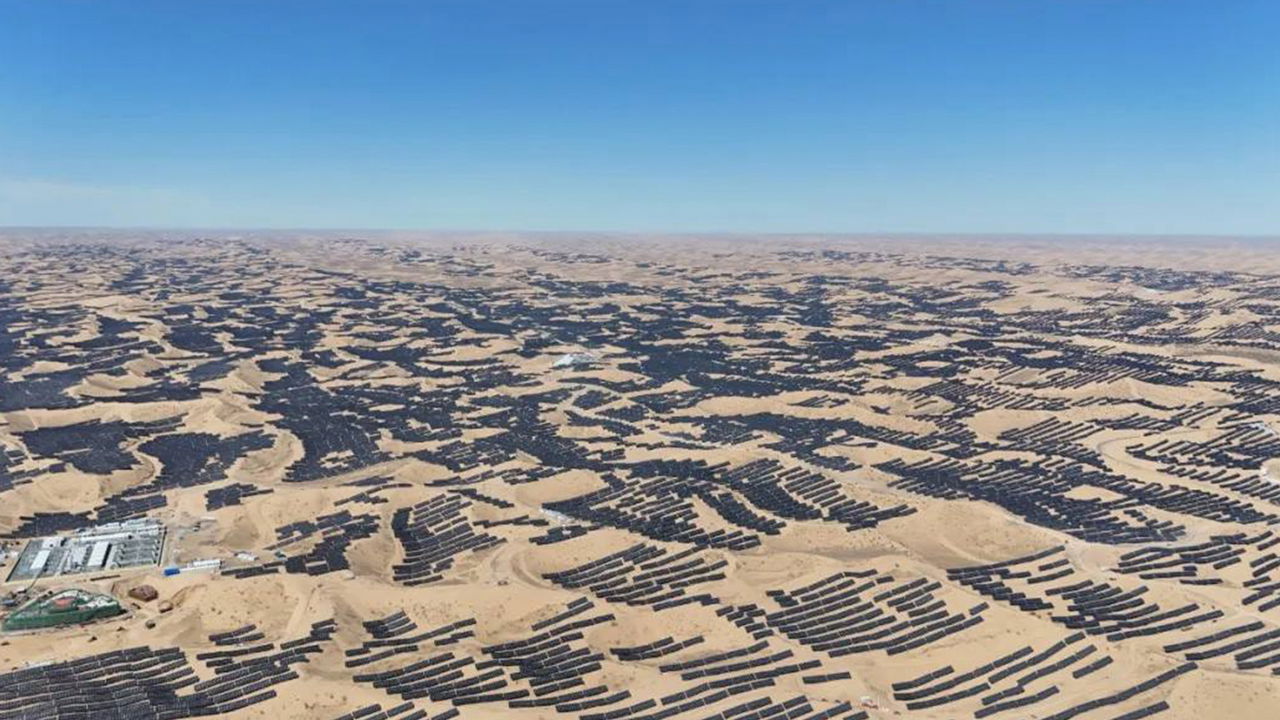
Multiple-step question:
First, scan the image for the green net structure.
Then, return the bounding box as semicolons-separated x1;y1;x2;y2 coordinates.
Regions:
2;589;124;632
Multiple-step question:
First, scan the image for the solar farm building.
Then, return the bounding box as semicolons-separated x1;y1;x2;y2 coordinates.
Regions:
6;519;166;583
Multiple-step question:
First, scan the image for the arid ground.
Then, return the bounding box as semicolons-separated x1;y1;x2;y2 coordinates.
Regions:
2;231;1280;719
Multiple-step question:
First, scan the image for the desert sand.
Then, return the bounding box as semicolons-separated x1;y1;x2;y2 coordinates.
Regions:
1;230;1279;719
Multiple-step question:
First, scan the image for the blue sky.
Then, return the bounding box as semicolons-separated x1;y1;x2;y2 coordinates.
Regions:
1;0;1276;233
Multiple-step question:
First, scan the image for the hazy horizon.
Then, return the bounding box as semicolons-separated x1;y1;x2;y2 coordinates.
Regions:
4;226;1280;242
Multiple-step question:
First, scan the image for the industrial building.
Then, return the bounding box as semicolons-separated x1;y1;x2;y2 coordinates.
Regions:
552;351;598;369
5;519;166;583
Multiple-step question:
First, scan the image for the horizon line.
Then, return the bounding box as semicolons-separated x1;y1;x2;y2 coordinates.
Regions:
2;225;1279;241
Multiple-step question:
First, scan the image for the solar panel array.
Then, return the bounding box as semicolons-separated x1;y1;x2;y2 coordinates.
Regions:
5;237;1280;717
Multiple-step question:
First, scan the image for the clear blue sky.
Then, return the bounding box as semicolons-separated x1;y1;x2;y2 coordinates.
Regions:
1;0;1276;233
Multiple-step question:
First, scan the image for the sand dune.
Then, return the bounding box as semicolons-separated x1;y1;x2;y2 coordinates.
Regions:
1;231;1279;719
